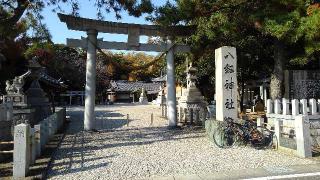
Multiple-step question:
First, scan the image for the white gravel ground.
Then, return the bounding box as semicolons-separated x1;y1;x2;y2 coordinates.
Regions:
47;104;318;180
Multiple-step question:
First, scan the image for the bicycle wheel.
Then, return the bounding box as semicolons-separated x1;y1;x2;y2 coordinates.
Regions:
251;127;273;149
213;126;234;148
232;125;245;147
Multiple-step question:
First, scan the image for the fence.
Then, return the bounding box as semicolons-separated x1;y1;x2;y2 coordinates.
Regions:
13;107;66;179
177;105;207;125
265;98;320;157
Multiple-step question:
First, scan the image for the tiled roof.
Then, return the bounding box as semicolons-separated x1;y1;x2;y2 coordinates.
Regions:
109;80;161;94
39;72;67;88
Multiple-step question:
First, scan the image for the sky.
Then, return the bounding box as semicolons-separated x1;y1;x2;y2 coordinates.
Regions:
40;1;171;55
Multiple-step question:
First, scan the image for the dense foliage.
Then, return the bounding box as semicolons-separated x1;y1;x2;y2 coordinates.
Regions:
23;42;164;99
1;0;320;104
0;0;155;94
150;0;320;101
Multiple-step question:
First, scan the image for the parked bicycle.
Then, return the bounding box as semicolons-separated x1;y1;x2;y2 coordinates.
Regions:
212;118;276;149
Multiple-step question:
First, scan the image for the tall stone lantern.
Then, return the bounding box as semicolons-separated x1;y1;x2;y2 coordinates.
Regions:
178;63;207;126
25;57;52;125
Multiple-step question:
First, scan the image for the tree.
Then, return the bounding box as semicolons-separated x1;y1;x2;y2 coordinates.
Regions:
151;0;320;101
150;0;274;103
1;0;153;37
25;43;86;89
0;0;154;62
0;0;154;92
250;0;320;99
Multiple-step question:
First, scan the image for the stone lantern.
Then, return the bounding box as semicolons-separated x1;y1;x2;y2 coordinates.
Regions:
25;57;52;124
178;63;207;126
139;88;148;104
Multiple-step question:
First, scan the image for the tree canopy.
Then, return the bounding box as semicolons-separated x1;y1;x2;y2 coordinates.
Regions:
0;0;155;93
1;0;320;103
150;0;320;100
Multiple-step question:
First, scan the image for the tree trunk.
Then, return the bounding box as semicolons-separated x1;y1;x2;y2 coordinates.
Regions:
0;0;29;26
270;40;285;100
240;78;245;112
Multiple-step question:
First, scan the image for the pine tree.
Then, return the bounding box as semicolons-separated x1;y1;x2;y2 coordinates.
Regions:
150;0;320;100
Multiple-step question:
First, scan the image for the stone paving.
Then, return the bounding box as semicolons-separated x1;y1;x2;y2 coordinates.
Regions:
47;104;319;180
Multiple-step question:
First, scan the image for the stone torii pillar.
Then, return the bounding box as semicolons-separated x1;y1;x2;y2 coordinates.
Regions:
166;38;177;127
58;13;193;130
84;29;98;130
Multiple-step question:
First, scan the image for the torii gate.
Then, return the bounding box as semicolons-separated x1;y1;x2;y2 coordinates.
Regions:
58;13;193;130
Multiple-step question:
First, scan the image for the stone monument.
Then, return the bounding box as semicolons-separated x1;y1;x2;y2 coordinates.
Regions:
215;46;238;121
139;88;148;104
24;57;52;124
3;57;52;131
178;63;207;125
205;46;238;144
13;123;30;178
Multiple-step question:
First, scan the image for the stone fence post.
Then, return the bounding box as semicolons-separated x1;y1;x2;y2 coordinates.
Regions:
282;98;290;115
274;99;281;114
41;118;49;148
292;99;299;116
267;99;273;114
13;123;31;179
309;99;318;115
300;99;308;115
34;124;42;158
274;119;282;148
295;115;312;158
30;128;36;165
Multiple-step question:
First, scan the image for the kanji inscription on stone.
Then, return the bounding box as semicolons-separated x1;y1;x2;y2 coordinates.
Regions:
215;46;238;121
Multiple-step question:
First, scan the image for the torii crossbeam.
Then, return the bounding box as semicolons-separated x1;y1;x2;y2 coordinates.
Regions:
58;13;194;130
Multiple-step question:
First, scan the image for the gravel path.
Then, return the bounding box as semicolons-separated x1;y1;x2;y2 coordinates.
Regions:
47;104;318;180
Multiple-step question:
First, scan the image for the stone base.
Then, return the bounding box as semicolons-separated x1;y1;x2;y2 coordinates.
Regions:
205;119;223;142
205;119;241;147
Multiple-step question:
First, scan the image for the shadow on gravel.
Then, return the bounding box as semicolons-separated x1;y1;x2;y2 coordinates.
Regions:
66;109;128;133
48;107;205;177
49;127;205;177
47;126;118;177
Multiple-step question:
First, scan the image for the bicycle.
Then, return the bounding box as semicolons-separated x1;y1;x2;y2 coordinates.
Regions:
212;118;275;149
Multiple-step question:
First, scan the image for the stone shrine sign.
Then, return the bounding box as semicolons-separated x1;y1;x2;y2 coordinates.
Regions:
215;46;238;121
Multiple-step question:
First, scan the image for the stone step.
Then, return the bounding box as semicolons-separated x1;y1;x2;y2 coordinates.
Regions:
0;141;14;152
0;141;13;145
0;150;13;154
312;147;320;153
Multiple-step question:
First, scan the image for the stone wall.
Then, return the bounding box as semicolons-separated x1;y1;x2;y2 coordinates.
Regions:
284;70;320;99
0;102;13;162
12;107;66;179
265;98;320;157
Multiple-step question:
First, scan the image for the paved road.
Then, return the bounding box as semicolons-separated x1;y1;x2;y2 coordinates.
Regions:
151;164;320;180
